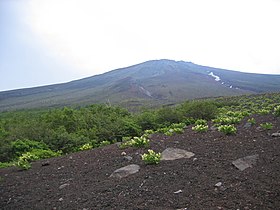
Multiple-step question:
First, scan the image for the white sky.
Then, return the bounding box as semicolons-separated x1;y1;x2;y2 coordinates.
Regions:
1;0;280;91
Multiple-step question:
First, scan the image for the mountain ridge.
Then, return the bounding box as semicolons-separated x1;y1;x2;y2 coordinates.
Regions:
1;59;280;111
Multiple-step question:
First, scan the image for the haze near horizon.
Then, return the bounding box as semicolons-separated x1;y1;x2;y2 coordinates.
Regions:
1;0;280;91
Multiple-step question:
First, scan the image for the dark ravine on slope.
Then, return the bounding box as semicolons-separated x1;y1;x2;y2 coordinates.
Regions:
1;59;280;111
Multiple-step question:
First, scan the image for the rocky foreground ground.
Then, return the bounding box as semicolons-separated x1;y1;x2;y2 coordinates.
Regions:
0;114;280;210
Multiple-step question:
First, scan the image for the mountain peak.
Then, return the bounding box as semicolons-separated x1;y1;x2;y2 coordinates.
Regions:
0;60;280;111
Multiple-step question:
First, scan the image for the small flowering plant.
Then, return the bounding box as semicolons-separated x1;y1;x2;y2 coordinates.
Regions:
218;124;237;135
141;149;161;165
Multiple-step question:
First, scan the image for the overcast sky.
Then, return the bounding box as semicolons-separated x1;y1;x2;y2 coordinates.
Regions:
1;0;280;91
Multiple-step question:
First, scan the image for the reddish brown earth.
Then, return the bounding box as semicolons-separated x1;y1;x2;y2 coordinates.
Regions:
1;114;280;210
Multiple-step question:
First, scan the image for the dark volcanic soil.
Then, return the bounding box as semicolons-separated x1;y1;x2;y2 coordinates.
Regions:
1;114;280;210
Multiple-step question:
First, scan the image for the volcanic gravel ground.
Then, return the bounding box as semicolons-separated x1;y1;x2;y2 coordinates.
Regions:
1;114;280;210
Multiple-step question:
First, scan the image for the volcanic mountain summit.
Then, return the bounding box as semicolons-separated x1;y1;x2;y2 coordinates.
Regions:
1;59;280;111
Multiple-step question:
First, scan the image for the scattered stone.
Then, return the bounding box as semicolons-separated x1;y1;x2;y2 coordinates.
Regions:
272;132;280;137
174;190;183;194
193;158;198;161
121;152;127;156
41;161;50;167
58;198;63;202
110;164;140;178
59;183;70;190
58;166;64;170
215;182;222;187
244;122;252;128
232;154;259;171
123;155;133;161
161;148;195;161
210;126;218;131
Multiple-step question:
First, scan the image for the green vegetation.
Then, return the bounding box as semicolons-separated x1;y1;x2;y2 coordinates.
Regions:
141;149;161;165
218;125;237;135
192;124;209;132
260;123;273;130
274;105;280;116
79;143;93;151
120;135;150;148
0;93;279;169
247;118;256;125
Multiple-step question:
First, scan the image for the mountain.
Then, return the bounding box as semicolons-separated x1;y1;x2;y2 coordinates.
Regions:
1;59;280;111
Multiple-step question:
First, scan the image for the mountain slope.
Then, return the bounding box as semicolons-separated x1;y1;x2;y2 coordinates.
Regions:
1;114;280;209
1;59;280;111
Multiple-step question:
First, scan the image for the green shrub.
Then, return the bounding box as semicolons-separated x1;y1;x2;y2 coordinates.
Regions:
213;116;242;125
15;152;38;170
141;149;161;165
192;124;208;132
257;109;270;115
247;118;256;125
79;143;93;151
274;105;280;116
218;125;237;135
260;122;273;130
0;162;13;169
99;140;111;147
156;123;186;136
120;135;150;148
27;149;60;159
11;139;48;158
195;119;207;126
182;100;218;120
15;148;60;170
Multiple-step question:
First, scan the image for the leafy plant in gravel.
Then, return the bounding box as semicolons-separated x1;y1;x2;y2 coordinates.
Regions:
79;143;93;151
274;105;280;117
218;125;237;135
141;149;161;165
0;162;14;169
195;119;207;126
120;135;150;148
260;123;273;130
192;124;208;132
99;140;111;147
157;123;186;136
247;118;256;125
256;109;270;115
15;149;60;170
16;152;38;170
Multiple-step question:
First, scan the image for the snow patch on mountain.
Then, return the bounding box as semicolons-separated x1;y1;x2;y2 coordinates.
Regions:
208;72;221;81
139;86;152;97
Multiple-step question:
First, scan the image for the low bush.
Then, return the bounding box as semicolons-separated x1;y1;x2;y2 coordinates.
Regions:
141;149;161;165
192;124;208;132
247;118;256;125
274;105;280;116
218;125;237;135
120;135;150;148
79;143;93;151
260;122;273;130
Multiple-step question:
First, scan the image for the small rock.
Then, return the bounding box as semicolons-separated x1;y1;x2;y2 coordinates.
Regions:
215;182;222;187
210;126;218;131
121;152;127;156
58;198;63;202
123;156;133;161
41;161;50;166
193;158;198;161
243;122;252;128
174;190;183;194
272;132;280;137
232;154;259;171
110;164;140;178
161;148;195;161
59;183;70;189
